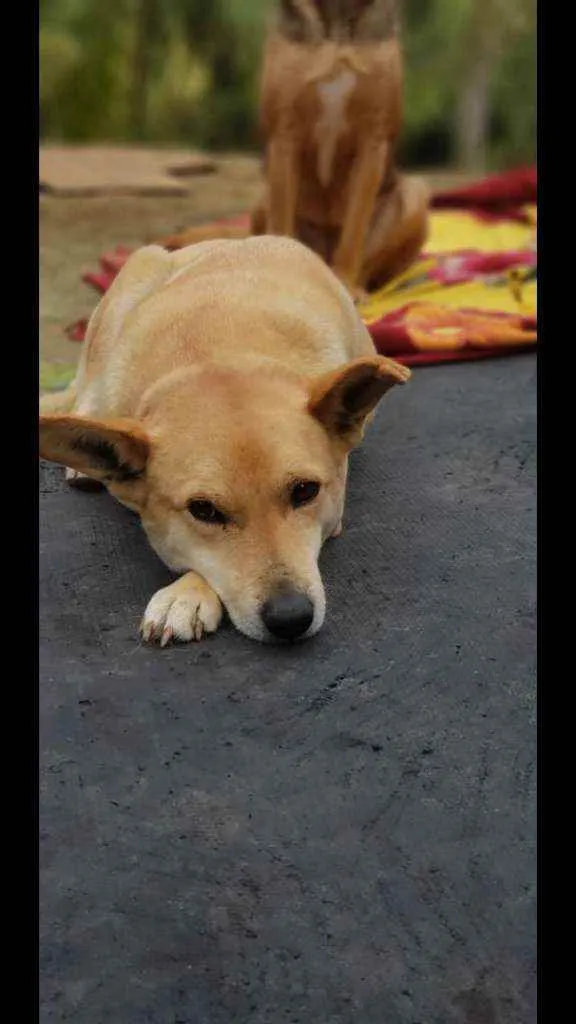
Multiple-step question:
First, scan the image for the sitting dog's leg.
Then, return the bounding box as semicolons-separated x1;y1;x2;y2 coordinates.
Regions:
141;571;223;646
250;197;269;235
361;174;429;290
332;141;388;299
266;130;300;237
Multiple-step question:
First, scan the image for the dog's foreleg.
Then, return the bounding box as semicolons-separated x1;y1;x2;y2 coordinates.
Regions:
332;141;388;297
266;132;300;238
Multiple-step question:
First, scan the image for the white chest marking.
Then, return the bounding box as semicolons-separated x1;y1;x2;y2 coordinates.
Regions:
315;70;356;188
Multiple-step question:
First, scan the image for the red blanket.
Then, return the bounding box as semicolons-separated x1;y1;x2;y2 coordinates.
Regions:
67;167;537;367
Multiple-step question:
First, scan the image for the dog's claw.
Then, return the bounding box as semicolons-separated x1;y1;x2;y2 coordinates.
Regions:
160;626;173;648
141;620;155;643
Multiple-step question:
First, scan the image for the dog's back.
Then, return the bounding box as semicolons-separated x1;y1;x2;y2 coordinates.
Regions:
69;237;376;421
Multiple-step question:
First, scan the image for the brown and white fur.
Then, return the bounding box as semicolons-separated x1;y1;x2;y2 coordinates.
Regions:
39;236;410;645
160;0;429;301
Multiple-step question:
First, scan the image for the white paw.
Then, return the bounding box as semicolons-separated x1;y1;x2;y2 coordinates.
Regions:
140;575;223;646
65;468;103;491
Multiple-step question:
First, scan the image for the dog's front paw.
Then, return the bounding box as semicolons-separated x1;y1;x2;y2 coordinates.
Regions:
65;467;104;491
140;572;223;646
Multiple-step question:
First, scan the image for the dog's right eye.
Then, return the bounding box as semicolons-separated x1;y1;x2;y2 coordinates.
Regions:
290;480;320;508
187;500;228;526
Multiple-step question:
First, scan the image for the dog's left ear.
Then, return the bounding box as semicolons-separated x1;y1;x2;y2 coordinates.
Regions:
39;414;150;484
308;356;411;446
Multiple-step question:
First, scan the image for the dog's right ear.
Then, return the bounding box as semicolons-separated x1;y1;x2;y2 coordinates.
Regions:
308;355;411;447
39;415;150;484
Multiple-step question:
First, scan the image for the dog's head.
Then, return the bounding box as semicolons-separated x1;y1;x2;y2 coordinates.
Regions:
39;355;409;642
278;1;398;45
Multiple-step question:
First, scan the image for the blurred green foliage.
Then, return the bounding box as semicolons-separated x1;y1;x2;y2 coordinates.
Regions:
40;0;535;169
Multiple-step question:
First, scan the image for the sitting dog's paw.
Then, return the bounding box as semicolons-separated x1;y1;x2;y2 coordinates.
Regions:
156;232;182;252
140;572;223;646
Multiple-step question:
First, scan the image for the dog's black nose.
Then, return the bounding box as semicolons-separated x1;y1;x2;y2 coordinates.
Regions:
261;589;314;640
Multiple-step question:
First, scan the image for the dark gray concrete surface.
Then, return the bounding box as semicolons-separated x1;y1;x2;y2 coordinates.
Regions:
40;355;536;1024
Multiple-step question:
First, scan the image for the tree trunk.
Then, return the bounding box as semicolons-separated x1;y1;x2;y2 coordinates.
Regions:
453;0;505;171
455;54;492;171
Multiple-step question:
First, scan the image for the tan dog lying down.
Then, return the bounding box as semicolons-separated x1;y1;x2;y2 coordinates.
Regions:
161;0;428;300
40;236;410;644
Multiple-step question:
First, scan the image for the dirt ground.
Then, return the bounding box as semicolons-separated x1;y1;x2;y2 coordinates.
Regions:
39;153;471;390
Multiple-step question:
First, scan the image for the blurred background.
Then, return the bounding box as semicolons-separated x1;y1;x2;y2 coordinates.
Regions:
39;0;536;392
40;0;536;172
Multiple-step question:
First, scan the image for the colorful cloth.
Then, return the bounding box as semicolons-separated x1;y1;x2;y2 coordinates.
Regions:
67;168;537;366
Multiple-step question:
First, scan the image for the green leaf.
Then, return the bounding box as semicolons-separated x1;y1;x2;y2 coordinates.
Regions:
40;362;76;393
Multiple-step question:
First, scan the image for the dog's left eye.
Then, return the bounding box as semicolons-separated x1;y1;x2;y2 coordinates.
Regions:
291;480;320;508
188;500;228;526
